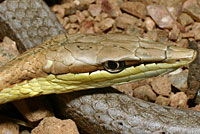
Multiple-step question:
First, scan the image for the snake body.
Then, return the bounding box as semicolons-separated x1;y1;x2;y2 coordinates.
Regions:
0;33;196;104
0;0;199;134
0;0;65;51
57;88;200;134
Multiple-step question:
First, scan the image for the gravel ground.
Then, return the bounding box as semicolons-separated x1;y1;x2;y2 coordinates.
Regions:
1;0;200;133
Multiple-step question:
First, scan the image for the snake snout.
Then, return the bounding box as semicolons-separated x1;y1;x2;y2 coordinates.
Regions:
164;46;197;64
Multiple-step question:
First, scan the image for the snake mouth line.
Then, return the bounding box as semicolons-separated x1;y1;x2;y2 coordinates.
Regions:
0;60;189;104
0;44;196;105
0;33;197;105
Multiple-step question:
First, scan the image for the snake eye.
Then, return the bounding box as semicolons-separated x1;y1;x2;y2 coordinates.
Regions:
103;61;126;73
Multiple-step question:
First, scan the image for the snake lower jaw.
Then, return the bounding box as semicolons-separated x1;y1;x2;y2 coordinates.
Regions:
0;60;189;104
0;34;197;105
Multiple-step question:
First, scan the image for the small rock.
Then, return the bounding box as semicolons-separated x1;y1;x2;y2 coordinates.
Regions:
145;30;170;42
170;92;188;108
155;95;170;106
108;6;121;18
160;0;185;9
151;75;171;96
98;12;108;21
99;18;115;31
187;80;200;99
0;37;20;67
32;117;79;134
178;13;194;26
61;2;72;9
160;0;185;20
64;23;71;30
20;130;31;134
133;84;157;101
144;30;159;41
194;31;200;41
76;11;86;23
0;121;19;134
190;104;200;111
183;1;200;22
114;79;151;94
144;17;155;31
62;17;69;27
131;79;151;89
101;0;121;17
185;23;193;31
176;39;188;47
80;0;95;4
169;69;188;92
94;22;102;33
181;31;195;38
74;0;80;5
114;83;133;96
69;14;78;23
80;20;94;33
168;6;179;20
108;26;122;33
13;97;54;122
145;29;169;43
86;16;94;21
101;0;112;13
183;0;197;9
82;10;90;17
68;23;80;33
147;5;176;28
120;2;146;19
169;24;180;40
51;5;65;17
88;4;102;17
192;22;200;40
145;29;170;42
68;28;78;34
126;26;144;36
153;29;169;42
194;89;200;104
116;13;141;29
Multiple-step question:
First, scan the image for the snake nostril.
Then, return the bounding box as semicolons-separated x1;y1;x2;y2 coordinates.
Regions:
118;122;123;126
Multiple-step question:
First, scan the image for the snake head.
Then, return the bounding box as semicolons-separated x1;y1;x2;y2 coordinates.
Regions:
0;34;197;104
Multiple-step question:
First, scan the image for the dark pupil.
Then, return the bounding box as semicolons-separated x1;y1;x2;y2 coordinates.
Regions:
108;61;118;69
